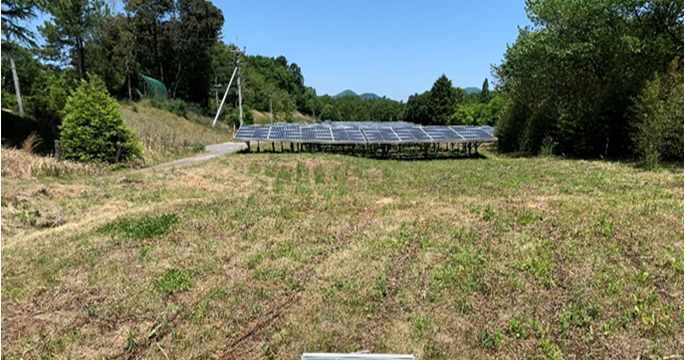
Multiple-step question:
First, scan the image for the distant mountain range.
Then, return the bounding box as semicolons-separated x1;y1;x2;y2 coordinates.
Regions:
333;90;380;100
333;87;482;100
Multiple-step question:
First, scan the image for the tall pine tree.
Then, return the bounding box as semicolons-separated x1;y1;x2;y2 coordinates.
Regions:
39;0;106;79
480;78;490;103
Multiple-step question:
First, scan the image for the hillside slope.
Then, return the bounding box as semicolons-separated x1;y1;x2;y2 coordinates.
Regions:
120;102;232;148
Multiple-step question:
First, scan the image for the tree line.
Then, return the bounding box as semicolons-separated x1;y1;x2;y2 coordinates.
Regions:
494;0;683;166
3;0;682;166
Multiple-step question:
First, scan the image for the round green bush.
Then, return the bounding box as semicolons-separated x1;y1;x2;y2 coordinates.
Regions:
60;75;142;163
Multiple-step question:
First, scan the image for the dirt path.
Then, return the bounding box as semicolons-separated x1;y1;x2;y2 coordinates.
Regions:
149;142;247;170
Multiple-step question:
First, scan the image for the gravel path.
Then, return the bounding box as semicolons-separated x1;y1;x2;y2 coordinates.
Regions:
149;142;247;170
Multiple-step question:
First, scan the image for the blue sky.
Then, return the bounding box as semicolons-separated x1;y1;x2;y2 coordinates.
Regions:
28;1;531;102
216;1;531;101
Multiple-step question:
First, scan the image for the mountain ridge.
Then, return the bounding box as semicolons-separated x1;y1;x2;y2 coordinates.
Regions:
333;90;380;100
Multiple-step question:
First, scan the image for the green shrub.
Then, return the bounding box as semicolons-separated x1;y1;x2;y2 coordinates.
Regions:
227;105;254;126
60;75;142;163
191;143;206;153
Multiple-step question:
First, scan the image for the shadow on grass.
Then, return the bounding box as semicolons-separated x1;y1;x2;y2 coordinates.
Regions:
488;147;684;174
236;143;490;162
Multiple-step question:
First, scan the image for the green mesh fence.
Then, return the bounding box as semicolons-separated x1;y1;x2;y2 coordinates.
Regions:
139;74;168;100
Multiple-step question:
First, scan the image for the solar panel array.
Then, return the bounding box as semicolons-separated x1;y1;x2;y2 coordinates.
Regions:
235;123;496;145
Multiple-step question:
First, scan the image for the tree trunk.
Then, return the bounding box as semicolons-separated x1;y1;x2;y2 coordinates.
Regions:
153;22;164;82
127;73;132;100
172;62;182;98
9;50;25;116
76;37;85;79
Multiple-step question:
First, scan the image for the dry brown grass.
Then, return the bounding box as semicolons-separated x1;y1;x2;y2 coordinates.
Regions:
1;151;682;359
119;102;235;166
21;132;42;153
121;103;230;150
1;146;106;180
252;109;315;125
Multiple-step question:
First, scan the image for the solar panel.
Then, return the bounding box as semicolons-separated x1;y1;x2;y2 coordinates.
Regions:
423;126;463;141
450;127;496;141
393;127;432;142
302;127;334;142
331;128;367;143
234;125;264;140
479;125;496;134
361;128;401;143
234;123;496;145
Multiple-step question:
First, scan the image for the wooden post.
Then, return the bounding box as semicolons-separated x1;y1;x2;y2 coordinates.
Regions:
257;142;260;153
54;140;62;161
272;142;275;152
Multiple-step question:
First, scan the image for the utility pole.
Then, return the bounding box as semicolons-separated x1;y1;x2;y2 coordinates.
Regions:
268;94;274;124
212;66;237;127
212;46;245;127
235;47;245;126
212;75;221;110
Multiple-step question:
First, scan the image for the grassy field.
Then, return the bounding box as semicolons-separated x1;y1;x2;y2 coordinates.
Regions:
1;150;682;359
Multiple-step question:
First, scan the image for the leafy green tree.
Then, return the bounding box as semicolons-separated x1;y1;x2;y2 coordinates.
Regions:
369;97;404;121
283;100;296;123
453;87;468;105
39;0;107;79
404;91;430;124
320;104;335;121
60;75;142;163
427;74;456;125
1;0;41;115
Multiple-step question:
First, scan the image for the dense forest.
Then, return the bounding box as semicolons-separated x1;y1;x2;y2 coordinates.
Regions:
2;0;682;166
496;0;683;163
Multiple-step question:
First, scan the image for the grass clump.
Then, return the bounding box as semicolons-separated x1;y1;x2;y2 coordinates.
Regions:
480;327;503;350
1;146;107;179
97;213;179;239
158;268;194;295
